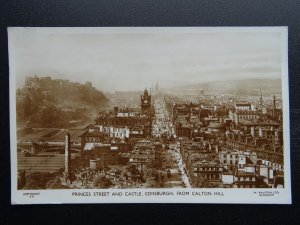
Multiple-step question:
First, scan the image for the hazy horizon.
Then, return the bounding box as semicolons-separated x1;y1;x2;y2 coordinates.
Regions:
16;75;282;93
9;28;284;91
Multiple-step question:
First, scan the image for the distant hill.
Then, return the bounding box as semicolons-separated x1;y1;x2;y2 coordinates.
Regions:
16;76;109;129
168;79;282;96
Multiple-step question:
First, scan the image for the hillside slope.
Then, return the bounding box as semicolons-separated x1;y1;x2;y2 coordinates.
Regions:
16;76;109;129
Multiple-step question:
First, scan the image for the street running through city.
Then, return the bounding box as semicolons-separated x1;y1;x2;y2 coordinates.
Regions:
153;96;191;188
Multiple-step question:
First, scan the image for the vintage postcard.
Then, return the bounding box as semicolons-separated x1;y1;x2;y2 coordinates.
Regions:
8;27;291;204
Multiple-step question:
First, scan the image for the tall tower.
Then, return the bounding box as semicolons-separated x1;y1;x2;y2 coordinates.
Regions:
65;133;71;182
141;88;151;117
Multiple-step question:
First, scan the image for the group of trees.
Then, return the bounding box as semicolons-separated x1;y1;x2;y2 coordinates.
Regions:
33;105;87;128
18;101;88;128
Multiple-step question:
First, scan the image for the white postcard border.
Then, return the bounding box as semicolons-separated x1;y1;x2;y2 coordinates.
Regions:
8;27;291;204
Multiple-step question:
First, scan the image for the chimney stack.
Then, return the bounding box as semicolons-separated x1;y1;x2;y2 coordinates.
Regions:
65;133;71;182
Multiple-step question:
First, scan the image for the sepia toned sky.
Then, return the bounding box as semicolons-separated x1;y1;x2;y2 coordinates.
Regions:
9;28;284;91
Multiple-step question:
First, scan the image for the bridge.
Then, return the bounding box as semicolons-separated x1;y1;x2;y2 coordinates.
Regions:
17;141;81;155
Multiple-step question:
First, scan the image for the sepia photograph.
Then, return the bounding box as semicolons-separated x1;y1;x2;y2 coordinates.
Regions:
8;27;291;204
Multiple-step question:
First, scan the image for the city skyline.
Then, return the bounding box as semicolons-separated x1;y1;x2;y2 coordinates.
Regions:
9;27;283;91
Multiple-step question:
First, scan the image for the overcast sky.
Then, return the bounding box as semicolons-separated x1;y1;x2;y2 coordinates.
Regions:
9;28;285;91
